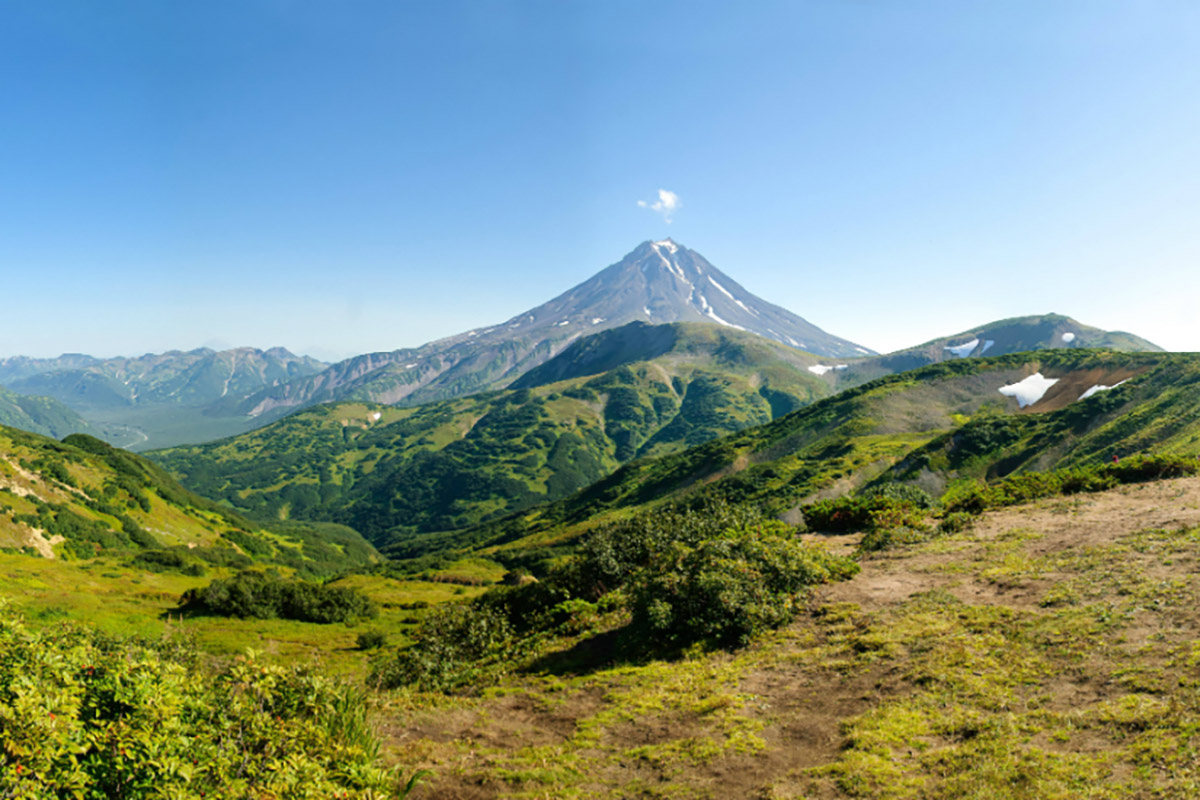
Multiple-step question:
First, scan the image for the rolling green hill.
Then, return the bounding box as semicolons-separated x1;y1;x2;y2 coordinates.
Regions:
0;384;104;439
0;423;377;576
410;348;1200;565
151;322;835;544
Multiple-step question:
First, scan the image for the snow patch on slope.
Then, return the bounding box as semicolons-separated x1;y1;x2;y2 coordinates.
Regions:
1079;379;1128;401
808;364;848;376
999;373;1059;408
944;338;980;358
1061;332;1076;343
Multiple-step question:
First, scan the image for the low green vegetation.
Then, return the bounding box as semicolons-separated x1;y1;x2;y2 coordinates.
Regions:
0;602;421;799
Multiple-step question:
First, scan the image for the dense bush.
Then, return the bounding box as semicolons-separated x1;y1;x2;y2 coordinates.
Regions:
0;603;418;798
178;571;377;624
802;495;927;533
558;500;770;600
370;602;514;691
128;548;206;576
627;521;860;649
356;629;387;650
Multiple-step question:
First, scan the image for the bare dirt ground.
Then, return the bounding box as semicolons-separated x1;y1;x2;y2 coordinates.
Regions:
380;476;1200;799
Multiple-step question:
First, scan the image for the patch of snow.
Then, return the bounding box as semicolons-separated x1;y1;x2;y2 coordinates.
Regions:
556;320;570;326
591;317;605;325
835;364;848;370
467;330;477;337
404;363;417;369
1061;332;1076;343
707;276;734;300
654;239;678;253
370;412;382;421
808;364;848;376
703;307;746;331
786;336;801;348
998;372;1059;408
944;338;980;358
651;242;685;279
644;306;652;317
855;347;870;354
978;340;995;356
706;276;756;315
1079;379;1128;401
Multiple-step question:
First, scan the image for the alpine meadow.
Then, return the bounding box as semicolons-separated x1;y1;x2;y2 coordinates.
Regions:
4;3;1200;799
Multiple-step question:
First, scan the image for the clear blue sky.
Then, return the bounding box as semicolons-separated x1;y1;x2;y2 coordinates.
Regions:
3;1;1198;360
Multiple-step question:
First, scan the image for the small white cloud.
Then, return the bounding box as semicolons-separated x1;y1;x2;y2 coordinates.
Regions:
637;189;681;223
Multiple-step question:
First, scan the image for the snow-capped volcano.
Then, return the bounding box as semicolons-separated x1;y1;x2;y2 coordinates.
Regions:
222;240;871;420
495;239;872;358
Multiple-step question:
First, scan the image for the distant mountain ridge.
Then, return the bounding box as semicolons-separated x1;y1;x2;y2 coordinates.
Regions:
220;240;873;423
801;313;1163;390
0;347;328;450
0;347;327;409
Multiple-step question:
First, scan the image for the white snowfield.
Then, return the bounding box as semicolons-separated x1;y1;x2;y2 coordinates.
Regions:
1061;332;1076;343
979;339;995;355
808;364;848;376
944;338;980;358
998;372;1059;408
1079;379;1128;401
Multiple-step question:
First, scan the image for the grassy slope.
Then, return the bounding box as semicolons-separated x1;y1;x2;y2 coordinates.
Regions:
0;384;101;439
381;475;1200;799
151;323;833;547
422;350;1200;566
0;423;377;575
0;422;497;675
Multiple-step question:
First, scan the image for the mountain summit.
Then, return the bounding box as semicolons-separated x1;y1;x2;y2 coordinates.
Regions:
222;240;870;421
499;239;872;358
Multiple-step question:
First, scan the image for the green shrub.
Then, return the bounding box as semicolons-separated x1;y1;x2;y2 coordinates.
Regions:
859;482;934;509
370;602;514;691
356;629;387;650
0;603;417;798
179;571;377;624
129;548;206;577
803;495;926;533
627;521;860;649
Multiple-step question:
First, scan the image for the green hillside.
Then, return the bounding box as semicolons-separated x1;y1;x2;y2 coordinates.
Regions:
0;423;377;576
151;323;834;546
0;384;103;439
416;349;1200;565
